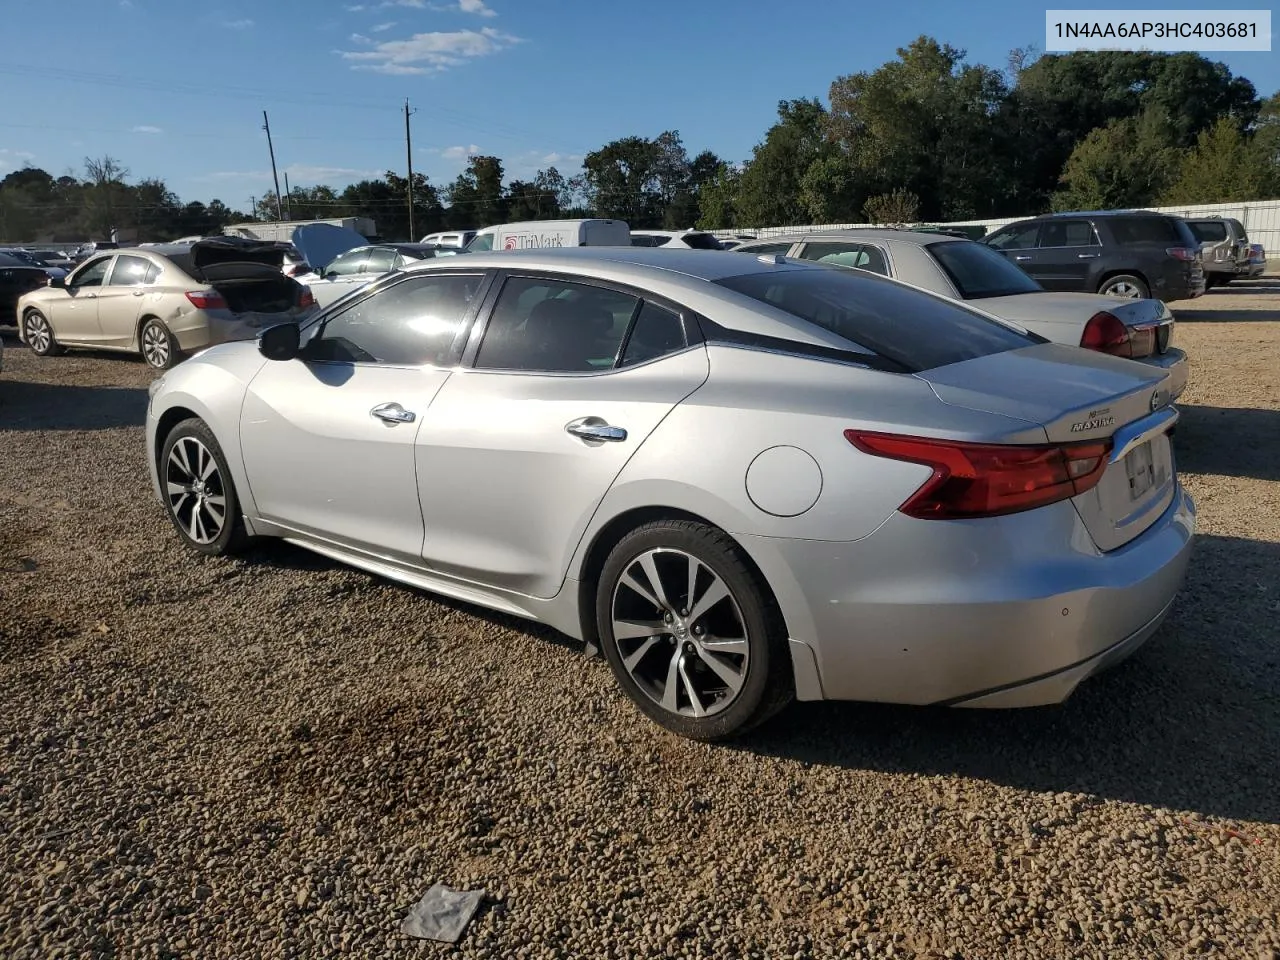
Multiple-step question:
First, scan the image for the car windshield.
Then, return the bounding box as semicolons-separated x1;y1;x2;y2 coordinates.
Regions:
715;267;1038;372
927;240;1043;299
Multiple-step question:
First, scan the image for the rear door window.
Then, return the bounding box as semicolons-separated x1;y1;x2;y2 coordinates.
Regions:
986;222;1041;250
1038;220;1100;248
715;267;1037;372
107;255;152;286
796;241;890;276
364;248;397;273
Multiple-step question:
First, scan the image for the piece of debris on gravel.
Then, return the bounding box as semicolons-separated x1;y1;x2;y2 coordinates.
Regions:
1;287;1278;959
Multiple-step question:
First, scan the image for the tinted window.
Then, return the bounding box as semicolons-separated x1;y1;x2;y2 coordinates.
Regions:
1109;217;1180;244
364;248;397;273
798;242;890;276
0;252;26;267
326;249;370;277
466;233;495;252
305;273;483;366
144;262;161;284
620;302;687;367
681;232;723;250
715;268;1036;372
929;241;1043;299
1039;220;1099;248
1188;221;1228;242
986;223;1041;250
475;276;638;373
109;255;152;286
630;235;664;247
71;257;112;288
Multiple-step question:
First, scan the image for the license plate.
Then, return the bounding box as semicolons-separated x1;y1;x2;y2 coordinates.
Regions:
1125;441;1157;500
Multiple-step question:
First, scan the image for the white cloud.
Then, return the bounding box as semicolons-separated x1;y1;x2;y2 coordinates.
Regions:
200;165;381;184
340;25;519;74
344;3;366;8
131;125;163;135
457;0;496;16
439;144;480;160
223;18;254;29
371;0;497;14
350;32;374;43
372;20;396;31
0;148;37;171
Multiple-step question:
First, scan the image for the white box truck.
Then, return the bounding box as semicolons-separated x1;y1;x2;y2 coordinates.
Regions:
465;219;629;252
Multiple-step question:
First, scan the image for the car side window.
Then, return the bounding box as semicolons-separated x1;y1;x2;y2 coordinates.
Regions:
364;248;397;274
325;249;370;277
619;302;687;367
468;233;495;252
738;241;792;256
304;273;484;366
986;223;1041;251
108;255;152;286
143;261;162;284
475;276;639;373
1039;220;1099;248
798;241;890;276
70;256;112;288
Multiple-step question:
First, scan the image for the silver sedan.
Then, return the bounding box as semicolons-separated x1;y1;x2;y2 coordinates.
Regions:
145;248;1195;740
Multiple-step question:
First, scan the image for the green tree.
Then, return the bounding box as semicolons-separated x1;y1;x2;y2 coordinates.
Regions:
1052;110;1180;211
863;188;921;225
582;136;663;225
83;155;130;238
735;99;830;227
444;156;505;229
1162;116;1274;203
694;163;740;229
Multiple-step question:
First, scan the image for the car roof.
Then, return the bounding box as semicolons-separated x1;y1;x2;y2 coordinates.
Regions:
402;244;828;283
384;242;442;255
739;229;965;248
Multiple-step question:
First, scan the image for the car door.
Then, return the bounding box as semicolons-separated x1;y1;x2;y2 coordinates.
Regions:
94;254;151;347
53;255;113;342
415;273;710;599
1035;219;1102;290
309;248;373;307
983;222;1045;280
239;270;492;562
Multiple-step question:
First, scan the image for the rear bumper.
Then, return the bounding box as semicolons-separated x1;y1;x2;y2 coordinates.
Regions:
741;484;1195;707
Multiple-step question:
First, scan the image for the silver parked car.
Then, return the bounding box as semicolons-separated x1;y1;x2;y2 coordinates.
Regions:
18;238;318;369
734;230;1188;400
145;248;1195;740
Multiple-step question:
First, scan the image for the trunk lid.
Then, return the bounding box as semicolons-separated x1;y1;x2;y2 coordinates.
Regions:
919;342;1178;551
188;237;289;270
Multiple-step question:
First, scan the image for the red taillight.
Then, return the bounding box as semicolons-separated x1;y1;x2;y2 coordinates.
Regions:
1166;247;1198;262
298;288;315;309
1081;310;1133;357
846;431;1112;520
185;290;227;310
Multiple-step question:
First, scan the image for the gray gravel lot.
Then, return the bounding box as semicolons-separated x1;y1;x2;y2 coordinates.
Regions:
2;282;1279;959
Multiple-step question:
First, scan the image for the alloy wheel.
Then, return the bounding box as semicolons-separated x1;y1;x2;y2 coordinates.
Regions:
142;323;171;368
1104;281;1142;298
610;548;750;718
26;314;52;354
165;436;227;545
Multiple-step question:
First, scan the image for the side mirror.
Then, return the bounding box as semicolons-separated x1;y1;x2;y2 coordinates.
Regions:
258;322;301;361
48;276;66;289
324;270;339;280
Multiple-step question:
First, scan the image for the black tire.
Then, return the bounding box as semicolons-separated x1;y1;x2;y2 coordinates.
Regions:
1097;274;1150;299
23;309;65;356
595;519;793;741
160;418;249;557
140;317;180;370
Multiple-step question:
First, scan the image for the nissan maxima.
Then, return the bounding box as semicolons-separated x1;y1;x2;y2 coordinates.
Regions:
145;247;1195;740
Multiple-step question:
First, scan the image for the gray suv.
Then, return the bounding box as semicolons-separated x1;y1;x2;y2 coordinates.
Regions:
984;212;1205;302
1184;216;1259;287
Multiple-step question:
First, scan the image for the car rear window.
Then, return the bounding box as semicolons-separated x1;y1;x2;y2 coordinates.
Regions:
715;267;1039;372
1188;222;1228;242
1109;217;1181;244
927;240;1043;299
681;232;724;250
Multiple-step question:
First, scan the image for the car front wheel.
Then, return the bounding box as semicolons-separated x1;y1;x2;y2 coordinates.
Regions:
23;309;64;356
160;418;249;556
596;519;793;741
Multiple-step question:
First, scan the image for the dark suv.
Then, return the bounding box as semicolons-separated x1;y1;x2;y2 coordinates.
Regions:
984;212;1205;302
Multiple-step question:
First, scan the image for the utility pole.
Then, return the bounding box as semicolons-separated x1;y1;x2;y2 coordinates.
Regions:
404;99;417;241
262;110;283;221
250;196;257;220
283;171;292;220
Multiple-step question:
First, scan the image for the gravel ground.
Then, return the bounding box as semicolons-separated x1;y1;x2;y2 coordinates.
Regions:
2;281;1278;959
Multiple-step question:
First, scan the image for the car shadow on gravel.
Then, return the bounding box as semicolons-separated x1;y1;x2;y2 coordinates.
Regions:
735;533;1280;826
1172;306;1279;322
0;380;147;430
1175;404;1280;482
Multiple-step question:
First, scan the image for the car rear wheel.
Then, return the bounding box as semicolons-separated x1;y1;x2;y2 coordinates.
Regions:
23;309;64;356
1098;274;1150;299
140;318;179;370
160;418;249;556
596;519;793;741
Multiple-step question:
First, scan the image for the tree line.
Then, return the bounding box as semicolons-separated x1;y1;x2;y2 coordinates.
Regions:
2;37;1277;244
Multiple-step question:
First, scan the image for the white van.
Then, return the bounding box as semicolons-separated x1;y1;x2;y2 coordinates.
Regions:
465;219;630;253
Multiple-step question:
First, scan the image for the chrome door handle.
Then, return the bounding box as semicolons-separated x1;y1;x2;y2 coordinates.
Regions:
132;290;145;296
566;417;627;443
371;402;416;425
1013;255;1031;261
1077;253;1100;259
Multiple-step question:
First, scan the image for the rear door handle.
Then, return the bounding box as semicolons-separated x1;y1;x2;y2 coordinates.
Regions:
566;417;627;443
371;402;416;425
1077;253;1100;259
1013;255;1032;262
132;290;145;296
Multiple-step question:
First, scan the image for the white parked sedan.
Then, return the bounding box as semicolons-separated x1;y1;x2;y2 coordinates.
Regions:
630;230;727;250
734;230;1188;400
297;242;449;308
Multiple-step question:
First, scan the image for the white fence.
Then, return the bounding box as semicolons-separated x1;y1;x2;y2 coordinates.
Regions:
717;198;1280;256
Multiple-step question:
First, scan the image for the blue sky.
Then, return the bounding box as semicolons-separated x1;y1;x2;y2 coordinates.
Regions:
2;0;1277;212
